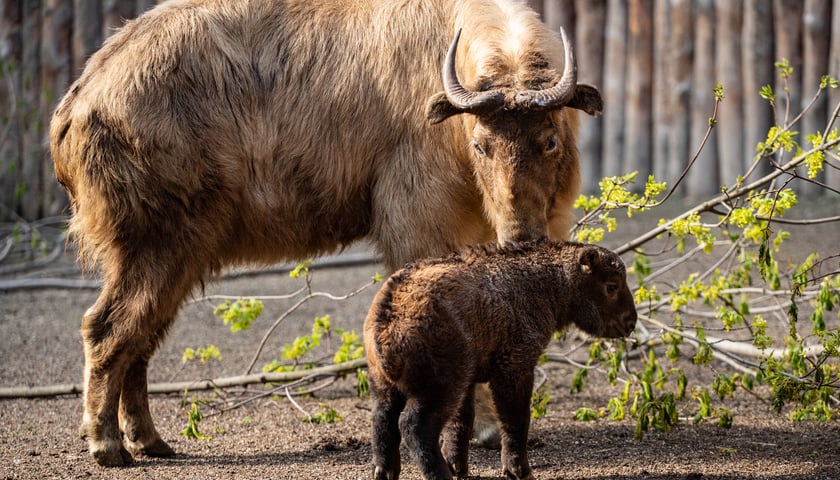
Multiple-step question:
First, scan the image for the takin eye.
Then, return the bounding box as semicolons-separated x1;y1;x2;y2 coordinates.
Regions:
472;139;486;157
544;135;558;153
606;283;619;295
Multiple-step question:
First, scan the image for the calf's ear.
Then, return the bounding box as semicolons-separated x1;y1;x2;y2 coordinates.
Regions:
426;92;462;124
579;247;601;274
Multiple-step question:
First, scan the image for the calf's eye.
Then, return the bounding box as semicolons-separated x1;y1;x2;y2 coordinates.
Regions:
545;135;558;153
606;283;618;295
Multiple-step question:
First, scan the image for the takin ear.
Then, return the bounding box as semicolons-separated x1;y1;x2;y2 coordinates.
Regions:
579;246;601;274
566;84;604;117
425;92;463;124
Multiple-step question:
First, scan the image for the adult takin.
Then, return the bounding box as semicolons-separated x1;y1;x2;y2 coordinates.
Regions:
364;240;637;480
49;0;602;466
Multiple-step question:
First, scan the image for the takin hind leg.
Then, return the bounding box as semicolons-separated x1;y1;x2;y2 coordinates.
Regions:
79;260;194;466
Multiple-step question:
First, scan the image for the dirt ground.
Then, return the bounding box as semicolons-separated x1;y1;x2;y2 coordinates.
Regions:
1;200;839;479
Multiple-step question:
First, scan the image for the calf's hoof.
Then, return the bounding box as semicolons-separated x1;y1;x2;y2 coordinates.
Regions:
373;465;399;480
125;437;175;458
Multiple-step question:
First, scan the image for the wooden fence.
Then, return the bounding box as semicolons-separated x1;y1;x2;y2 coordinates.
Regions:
1;0;839;221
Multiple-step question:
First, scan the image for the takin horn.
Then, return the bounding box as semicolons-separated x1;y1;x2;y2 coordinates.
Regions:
513;27;577;110
442;28;506;114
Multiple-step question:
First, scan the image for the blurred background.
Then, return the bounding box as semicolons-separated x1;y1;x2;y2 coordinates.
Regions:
1;0;838;221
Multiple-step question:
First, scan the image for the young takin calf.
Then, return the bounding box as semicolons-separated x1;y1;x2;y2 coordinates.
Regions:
363;240;637;480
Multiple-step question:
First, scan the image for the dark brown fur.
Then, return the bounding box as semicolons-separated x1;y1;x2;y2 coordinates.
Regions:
364;240;637;480
49;0;602;466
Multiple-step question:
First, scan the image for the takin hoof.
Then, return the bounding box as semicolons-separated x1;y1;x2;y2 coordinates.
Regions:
91;443;134;467
125;437;176;458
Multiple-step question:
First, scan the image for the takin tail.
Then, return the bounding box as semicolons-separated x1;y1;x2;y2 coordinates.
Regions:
49;82;81;204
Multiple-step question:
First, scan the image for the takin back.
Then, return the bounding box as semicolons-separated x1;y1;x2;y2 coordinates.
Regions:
364;240;637;480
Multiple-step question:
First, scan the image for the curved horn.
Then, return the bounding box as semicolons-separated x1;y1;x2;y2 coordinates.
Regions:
514;27;577;110
442;29;505;113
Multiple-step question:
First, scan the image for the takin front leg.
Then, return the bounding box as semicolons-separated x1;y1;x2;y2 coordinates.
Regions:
79;259;194;466
119;349;175;458
490;371;536;480
370;381;407;480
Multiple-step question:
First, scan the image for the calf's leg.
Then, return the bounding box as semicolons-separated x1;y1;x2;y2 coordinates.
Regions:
119;351;175;457
490;371;535;480
441;384;474;477
370;380;407;480
399;398;453;480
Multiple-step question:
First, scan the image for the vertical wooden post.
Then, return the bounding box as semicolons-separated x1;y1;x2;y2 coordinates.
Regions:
20;0;41;219
0;0;22;219
827;0;840;190
742;0;774;179
601;0;626;179
73;0;102;73
687;0;717;198
668;0;693;195
773;0;803;125
574;0;606;190
543;0;576;41
40;0;72;216
103;0;134;40
715;0;744;189
624;0;654;190
652;0;671;183
800;0;830;195
134;0;157;16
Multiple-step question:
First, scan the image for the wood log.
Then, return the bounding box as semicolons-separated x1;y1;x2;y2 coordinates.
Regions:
574;0;605;190
686;0;717;198
742;0;775;179
667;0;692;195
715;0;744;189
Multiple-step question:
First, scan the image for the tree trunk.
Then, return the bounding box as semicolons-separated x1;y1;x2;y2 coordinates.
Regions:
667;0;692;195
574;0;605;189
601;0;626;179
715;0;744;189
623;0;654;190
773;0;803;125
687;0;717;198
742;0;775;180
526;0;543;17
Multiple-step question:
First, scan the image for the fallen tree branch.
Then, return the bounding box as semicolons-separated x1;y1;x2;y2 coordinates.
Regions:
0;358;367;399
